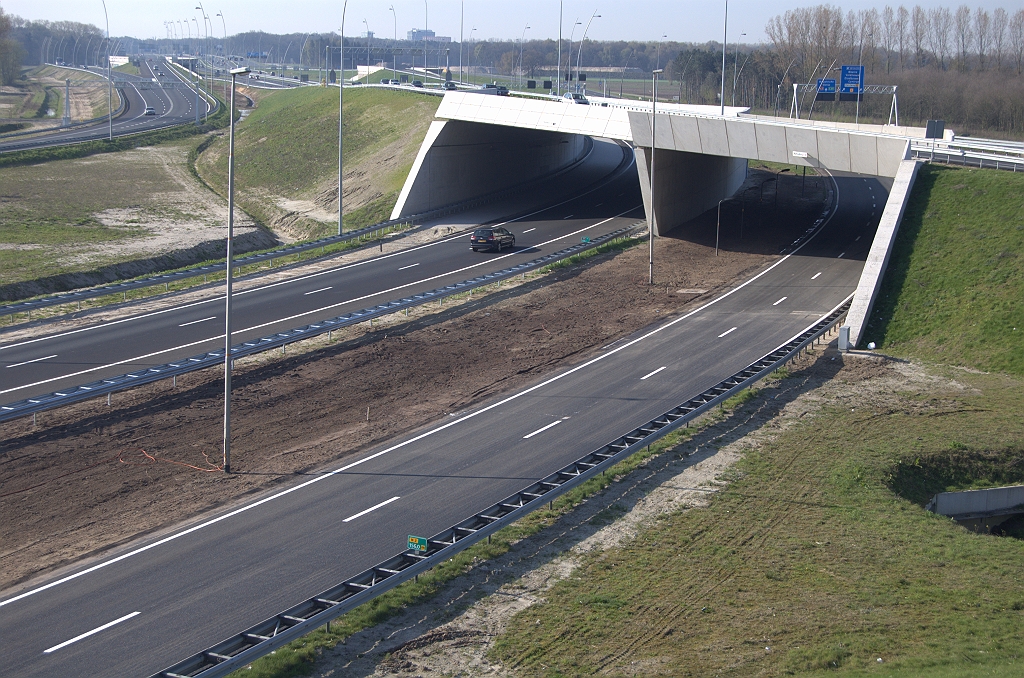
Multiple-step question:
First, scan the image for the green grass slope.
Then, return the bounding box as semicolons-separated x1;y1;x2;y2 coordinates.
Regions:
485;166;1024;677
865;165;1024;373
196;86;439;240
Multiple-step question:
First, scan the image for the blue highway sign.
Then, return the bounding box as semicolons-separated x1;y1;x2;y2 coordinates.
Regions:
840;65;864;94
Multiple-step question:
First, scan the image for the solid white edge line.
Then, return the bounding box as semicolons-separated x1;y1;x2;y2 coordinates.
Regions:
6;355;57;369
0;212;635;398
43;611;141;653
523;420;562;439
718;327;738;338
0;176;842;608
342;496;401;523
178;316;216;327
773;297;788;306
640;366;667;380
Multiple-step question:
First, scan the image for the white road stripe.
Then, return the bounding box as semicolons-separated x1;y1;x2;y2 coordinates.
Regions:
773;297;787;306
5;352;56;368
522;228;536;233
523;420;563;439
304;287;333;296
640;366;667;380
342;496;401;523
812;272;822;280
0;180;844;609
0;215;633;398
179;316;216;327
718;327;738;338
837;251;845;258
43;612;141;654
397;263;420;271
563;215;574;219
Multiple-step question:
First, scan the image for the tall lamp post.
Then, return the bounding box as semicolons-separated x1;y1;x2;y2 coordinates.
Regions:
566;19;582;94
732;32;745;106
389;6;398;80
223;66;249;474
339;1;349;237
649;68;663;285
196;3;210;121
101;0;112;141
364;19;371;76
575;12;599;92
518;24;530;89
720;0;728;116
217;11;228;103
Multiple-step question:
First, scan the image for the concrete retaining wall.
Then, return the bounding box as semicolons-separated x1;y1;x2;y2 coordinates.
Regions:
845;155;921;347
635;147;747;235
391;119;587;220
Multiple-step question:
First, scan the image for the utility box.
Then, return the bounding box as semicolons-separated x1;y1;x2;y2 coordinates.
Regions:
838;325;851;352
925;120;946;139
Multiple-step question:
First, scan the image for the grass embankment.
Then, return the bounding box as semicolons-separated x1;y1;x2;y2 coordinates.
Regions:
196;86;439;240
483;164;1024;677
866;164;1024;374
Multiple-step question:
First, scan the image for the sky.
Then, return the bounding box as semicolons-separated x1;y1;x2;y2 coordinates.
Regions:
2;0;1014;44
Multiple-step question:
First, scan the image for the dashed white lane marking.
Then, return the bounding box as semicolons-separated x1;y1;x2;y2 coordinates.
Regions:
563;215;574;219
855;235;861;241
6;354;57;368
718;327;738;338
342;496;401;523
304;287;333;295
812;272;822;280
397;263;420;271
773;296;788;306
522;228;536;233
179;316;216;327
43;612;141;654
523;419;563;439
640;366;667;380
838;251;846;258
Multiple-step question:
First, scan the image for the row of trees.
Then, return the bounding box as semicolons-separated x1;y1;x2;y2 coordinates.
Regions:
1;6;24;85
766;4;1024;82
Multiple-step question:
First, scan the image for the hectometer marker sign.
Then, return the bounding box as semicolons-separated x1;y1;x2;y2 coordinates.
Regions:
408;535;428;552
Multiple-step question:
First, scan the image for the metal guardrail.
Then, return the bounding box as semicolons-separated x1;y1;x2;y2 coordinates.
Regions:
151;295;852;678
909;144;1024;172
1;136;609;319
0;223;641;424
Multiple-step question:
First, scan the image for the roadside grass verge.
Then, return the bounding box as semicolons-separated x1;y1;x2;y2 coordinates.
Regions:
538;233;644;272
195;86;438;240
490;365;1024;677
866;164;1024;374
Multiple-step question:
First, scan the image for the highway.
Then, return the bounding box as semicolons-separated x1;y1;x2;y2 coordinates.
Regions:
0;138;639;401
0;59;209;154
0;165;890;676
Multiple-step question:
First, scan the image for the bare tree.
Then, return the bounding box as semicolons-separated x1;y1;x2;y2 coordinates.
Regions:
881;6;897;73
1011;9;1024;75
0;5;23;86
863;8;881;72
929;7;953;70
897;6;910;70
975;8;991;71
992;8;1007;71
954;5;973;72
911;5;928;67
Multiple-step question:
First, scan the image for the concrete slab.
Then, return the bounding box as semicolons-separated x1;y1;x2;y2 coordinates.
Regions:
669;115;702;153
697;118;731;157
753;123;789;165
725;119;758;159
849;134;879;176
816;129;852;173
785;126;820;168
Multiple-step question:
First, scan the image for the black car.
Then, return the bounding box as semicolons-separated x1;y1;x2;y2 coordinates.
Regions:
442;81;458;91
470;227;515;252
411;80;424;88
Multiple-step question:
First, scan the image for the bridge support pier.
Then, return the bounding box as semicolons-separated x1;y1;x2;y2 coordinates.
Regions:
635;146;747;236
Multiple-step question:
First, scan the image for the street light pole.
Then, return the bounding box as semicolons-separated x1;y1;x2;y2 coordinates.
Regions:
217;12;228;104
223;66;249;474
576;12;600;93
720;0;728;116
732;32;745;106
650;68;662;285
339;1;349;237
364;19;371;76
716;198;726;256
390;5;398;80
566;19;581;94
101;0;112;141
519;25;530;89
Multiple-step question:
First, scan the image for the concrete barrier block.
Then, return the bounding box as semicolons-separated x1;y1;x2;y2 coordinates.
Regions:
849;134;880;176
697;118;730;157
753;123;789;165
785;127;819;167
669;115;702;153
725;120;758;160
817;129;852;172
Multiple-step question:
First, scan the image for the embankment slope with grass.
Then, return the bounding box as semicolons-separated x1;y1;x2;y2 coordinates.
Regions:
483;165;1024;677
195;86;439;241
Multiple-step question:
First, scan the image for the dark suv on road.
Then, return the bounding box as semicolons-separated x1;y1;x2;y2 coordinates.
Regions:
471;227;515;252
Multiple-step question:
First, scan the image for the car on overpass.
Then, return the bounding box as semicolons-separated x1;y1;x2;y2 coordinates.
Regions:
470;227;515;252
562;92;589;105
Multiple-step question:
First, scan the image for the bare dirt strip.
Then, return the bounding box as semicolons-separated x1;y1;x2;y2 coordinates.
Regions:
0;170;822;594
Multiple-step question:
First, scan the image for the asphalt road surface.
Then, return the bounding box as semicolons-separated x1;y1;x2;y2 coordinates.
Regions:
0;59;209;154
0;138;640;401
0;168;890;676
